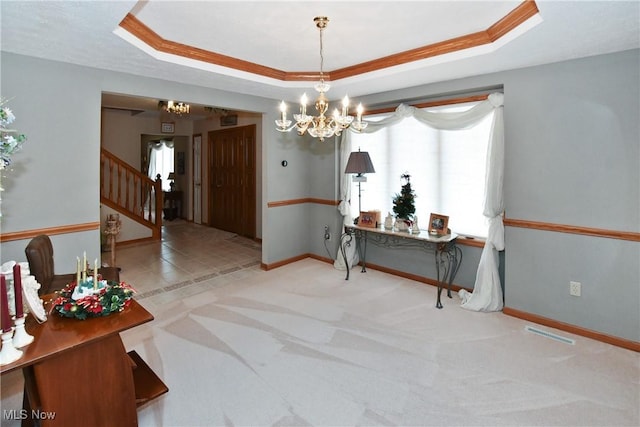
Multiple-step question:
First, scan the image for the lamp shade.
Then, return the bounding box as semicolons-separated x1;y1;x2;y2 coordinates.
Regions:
345;151;375;175
167;172;176;180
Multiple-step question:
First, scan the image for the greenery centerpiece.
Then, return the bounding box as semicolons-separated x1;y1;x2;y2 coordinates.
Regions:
51;278;136;320
392;173;416;232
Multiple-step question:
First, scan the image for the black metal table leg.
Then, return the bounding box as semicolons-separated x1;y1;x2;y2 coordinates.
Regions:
446;246;463;299
360;230;368;273
340;232;353;280
435;249;444;309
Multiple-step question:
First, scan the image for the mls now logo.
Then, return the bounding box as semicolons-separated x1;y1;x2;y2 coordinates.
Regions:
3;409;56;420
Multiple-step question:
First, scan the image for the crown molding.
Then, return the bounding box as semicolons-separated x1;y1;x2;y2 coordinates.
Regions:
118;1;539;83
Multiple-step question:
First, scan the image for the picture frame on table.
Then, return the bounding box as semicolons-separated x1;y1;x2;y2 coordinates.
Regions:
161;122;175;134
359;211;379;228
428;213;449;235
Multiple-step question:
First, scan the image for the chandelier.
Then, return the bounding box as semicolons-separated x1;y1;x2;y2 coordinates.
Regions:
159;100;190;116
275;16;367;141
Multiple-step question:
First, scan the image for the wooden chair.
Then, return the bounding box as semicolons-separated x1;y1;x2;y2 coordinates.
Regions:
24;235;76;295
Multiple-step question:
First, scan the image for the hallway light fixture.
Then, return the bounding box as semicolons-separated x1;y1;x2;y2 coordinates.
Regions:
159;100;190;116
275;17;367;142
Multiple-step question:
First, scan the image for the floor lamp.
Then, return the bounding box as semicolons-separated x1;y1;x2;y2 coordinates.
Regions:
345;149;376;223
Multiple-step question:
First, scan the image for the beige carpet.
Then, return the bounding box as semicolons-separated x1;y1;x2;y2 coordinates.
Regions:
1;259;638;426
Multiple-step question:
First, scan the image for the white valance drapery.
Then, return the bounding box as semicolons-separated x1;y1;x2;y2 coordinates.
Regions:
337;92;504;312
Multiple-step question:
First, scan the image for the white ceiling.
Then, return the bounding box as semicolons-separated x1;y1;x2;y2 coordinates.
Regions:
1;1;639;112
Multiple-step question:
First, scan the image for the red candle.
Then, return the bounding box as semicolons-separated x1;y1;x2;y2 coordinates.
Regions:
1;275;12;333
13;264;23;318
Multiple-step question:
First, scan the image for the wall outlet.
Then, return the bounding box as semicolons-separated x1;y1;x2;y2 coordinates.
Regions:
569;281;581;297
324;226;331;241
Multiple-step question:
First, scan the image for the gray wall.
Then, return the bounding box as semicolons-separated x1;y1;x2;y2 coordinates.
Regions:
0;52;286;263
311;49;639;341
1;55;103;266
502;50;639;341
1;48;638;343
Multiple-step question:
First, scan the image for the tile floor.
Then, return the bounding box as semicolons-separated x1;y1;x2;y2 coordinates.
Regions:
110;220;263;306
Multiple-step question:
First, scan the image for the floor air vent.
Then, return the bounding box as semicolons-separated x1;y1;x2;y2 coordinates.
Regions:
525;326;575;345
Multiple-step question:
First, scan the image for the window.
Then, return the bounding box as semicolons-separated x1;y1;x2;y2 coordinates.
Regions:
350;102;493;238
147;141;174;192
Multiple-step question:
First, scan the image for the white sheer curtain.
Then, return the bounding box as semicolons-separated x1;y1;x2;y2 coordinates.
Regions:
334;131;360;270
147;141;163;182
147;140;175;191
337;131;354;226
146;140;175;215
337;92;505;312
459;98;505;312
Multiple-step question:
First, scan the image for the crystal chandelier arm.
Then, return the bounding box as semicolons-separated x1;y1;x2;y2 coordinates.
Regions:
275;100;293;132
296;120;311;136
275;120;296;133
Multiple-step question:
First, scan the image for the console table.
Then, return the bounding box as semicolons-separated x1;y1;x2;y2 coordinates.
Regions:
341;225;462;309
1;299;168;426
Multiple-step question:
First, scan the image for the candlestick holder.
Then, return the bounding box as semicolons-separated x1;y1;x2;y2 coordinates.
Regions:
12;315;34;348
0;329;23;365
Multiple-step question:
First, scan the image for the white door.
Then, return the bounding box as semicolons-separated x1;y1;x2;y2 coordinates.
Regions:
193;134;202;224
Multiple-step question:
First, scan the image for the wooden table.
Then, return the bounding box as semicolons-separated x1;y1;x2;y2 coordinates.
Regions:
1;298;168;426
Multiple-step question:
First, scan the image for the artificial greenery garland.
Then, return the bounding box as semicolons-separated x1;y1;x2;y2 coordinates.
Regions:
51;279;135;320
0;99;27;171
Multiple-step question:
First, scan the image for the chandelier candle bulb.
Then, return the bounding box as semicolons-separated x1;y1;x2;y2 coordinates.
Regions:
342;95;349;116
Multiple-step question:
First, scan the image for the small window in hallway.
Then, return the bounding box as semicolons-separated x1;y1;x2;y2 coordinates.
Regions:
147;140;174;191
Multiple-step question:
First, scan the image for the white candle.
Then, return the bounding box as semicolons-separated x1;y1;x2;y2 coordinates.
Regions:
82;251;87;281
94;259;98;290
76;257;81;284
279;101;287;122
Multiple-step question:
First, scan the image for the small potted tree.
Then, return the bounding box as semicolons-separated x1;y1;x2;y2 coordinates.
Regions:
392;173;416;232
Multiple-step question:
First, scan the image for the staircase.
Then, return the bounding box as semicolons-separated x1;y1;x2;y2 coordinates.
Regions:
100;149;163;240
